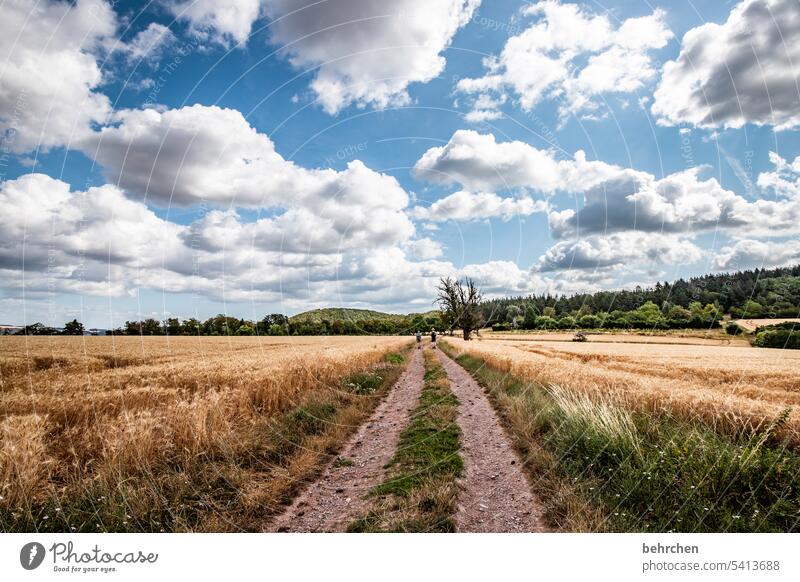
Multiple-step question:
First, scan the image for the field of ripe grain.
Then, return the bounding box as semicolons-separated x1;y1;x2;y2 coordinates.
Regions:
0;336;410;532
734;318;800;331
444;334;800;446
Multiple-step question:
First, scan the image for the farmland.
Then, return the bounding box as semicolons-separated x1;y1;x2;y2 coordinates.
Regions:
0;336;410;532
441;333;800;531
445;333;800;444
2;331;799;533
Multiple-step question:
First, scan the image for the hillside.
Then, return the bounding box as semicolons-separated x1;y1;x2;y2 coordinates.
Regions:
290;308;409;323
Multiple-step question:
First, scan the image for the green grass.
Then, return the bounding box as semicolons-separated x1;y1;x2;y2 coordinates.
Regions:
348;351;463;532
441;344;800;533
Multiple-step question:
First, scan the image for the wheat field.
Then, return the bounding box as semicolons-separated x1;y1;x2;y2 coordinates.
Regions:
443;334;800;446
0;336;410;532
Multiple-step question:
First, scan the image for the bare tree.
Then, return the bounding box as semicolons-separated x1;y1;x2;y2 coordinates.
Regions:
435;277;484;340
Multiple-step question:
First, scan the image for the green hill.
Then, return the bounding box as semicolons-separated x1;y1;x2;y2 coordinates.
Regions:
289;308;409;323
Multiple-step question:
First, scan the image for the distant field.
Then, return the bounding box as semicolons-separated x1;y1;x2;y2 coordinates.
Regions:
449;333;800;446
0;336;410;532
484;330;748;346
734;318;800;331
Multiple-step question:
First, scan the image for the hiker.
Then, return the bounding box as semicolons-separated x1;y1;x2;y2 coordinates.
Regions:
415;330;422;349
430;328;437;348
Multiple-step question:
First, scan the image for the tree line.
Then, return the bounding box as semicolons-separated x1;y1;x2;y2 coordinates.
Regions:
482;266;800;331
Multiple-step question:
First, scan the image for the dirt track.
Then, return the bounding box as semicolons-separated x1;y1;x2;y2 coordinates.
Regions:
435;348;547;532
268;345;546;532
268;347;425;532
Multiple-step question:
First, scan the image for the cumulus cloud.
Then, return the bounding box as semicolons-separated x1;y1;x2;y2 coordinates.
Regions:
264;0;479;114
405;238;444;260
537;232;704;272
412;130;620;192
0;0;117;152
653;0;800;130
81;105;414;253
712;239;800;270
120;23;176;64
413;190;547;222
168;0;262;45
554;153;800;239
455;1;672;121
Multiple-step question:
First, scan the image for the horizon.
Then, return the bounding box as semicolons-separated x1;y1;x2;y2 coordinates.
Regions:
2;0;800;328
4;263;797;328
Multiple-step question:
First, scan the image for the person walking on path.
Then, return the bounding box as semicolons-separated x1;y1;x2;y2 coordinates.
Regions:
415;330;422;349
430;328;437;349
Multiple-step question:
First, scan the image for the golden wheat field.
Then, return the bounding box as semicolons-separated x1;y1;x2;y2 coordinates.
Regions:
0;336;410;532
444;334;800;446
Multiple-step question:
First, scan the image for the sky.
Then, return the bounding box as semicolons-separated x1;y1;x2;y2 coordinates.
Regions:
1;0;799;328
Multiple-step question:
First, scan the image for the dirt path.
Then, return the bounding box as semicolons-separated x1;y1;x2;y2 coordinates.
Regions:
268;347;426;532
435;348;547;532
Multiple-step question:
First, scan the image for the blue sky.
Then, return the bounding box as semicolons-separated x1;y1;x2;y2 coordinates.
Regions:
1;0;799;327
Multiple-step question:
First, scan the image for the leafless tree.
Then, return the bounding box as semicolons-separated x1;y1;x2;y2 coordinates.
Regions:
435;277;484;340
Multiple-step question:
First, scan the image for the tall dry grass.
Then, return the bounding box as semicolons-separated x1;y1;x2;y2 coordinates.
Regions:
444;336;800;446
0;336;410;532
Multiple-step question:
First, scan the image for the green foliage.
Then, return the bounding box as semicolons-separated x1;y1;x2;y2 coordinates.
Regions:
535;316;558;329
578;314;601;329
725;322;745;335
62;319;84;335
235;324;255;336
557;316;576;329
384;352;405;365
754;323;800;349
481;266;800;330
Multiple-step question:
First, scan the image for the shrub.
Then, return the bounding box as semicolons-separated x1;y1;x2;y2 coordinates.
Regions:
578;314;601;329
535;316;558;330
492;322;512;332
725;322;744;335
557;316;576;329
754;323;800;349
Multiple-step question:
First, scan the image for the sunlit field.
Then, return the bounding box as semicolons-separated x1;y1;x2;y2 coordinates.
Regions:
0;336;410;532
441;333;800;532
448;333;800;445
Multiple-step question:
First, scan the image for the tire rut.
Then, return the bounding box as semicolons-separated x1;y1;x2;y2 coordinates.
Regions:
267;347;426;532
435;347;547;532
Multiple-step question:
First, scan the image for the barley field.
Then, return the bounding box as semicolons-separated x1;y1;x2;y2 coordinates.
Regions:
0;336;410;532
446;334;800;446
441;334;800;532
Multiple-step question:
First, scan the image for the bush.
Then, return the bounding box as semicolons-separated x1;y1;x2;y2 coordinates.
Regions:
491;322;512;332
557;316;576;329
535;316;558;330
578;314;601;329
725;322;744;335
754;323;800;349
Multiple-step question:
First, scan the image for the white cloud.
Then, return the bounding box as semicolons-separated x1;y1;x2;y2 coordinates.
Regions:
413;190;546;222
413;129;620;192
405;238;444;260
168;0;262;45
713;239;800;270
456;1;671;121
121;23;176;64
81;105;414;256
264;0;479;114
0;0;117;152
537;232;704;272
652;0;800;130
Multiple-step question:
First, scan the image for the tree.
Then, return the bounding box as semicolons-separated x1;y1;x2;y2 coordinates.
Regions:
235;324;255;336
62;319;84;335
435;277;484;340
